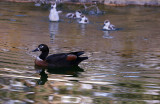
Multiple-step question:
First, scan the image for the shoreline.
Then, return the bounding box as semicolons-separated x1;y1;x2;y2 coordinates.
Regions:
0;0;160;7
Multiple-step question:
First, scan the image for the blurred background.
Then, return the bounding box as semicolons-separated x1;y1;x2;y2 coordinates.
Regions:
0;0;160;104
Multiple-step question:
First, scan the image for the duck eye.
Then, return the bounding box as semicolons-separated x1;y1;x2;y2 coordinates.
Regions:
40;45;44;49
105;21;108;23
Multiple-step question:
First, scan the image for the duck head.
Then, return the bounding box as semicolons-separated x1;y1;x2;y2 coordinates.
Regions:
51;3;56;9
75;10;82;18
103;20;111;30
104;20;111;26
77;10;82;14
32;44;49;52
80;15;85;19
79;15;89;24
80;15;86;21
32;44;49;60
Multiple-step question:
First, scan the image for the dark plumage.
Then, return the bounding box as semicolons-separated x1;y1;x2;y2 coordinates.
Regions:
32;44;88;68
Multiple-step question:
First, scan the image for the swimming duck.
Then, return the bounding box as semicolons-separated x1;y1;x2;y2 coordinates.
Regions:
49;3;60;22
75;11;82;18
103;20;116;31
78;15;89;24
32;44;88;68
65;13;75;19
66;11;82;19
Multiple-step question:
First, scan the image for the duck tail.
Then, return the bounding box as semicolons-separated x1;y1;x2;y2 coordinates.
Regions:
76;57;88;65
80;56;88;60
70;51;85;56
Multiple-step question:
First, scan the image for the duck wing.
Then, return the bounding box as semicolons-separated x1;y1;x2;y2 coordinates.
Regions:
46;53;68;64
46;51;88;67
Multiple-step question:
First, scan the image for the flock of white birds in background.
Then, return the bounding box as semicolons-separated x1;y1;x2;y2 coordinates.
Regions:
48;3;116;31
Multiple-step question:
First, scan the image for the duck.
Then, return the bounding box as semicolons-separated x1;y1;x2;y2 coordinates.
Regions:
65;13;75;19
32;44;88;68
75;11;82;18
65;10;82;19
78;15;89;24
49;3;61;22
103;20;116;31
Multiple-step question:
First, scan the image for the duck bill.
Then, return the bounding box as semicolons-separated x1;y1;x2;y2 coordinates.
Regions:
32;48;40;52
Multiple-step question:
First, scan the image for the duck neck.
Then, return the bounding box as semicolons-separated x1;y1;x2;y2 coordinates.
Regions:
39;51;49;60
51;8;57;13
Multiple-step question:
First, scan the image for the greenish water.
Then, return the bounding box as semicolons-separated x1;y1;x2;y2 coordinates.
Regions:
0;2;160;104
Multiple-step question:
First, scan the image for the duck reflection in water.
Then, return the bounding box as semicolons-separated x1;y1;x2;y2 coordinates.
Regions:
103;31;114;39
79;24;86;35
49;22;59;43
35;66;84;85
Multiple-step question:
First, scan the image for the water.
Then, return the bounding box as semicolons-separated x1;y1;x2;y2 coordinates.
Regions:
0;2;160;104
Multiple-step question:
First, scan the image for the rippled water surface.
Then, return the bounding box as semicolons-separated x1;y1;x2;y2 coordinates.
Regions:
0;2;160;104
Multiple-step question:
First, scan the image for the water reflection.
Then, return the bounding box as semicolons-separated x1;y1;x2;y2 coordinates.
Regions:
37;69;48;85
9;79;26;91
102;31;114;39
79;24;86;35
36;66;84;85
49;22;59;43
4;100;26;104
82;2;104;15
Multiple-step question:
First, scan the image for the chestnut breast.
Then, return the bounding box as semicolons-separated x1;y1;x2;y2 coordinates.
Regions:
35;58;48;67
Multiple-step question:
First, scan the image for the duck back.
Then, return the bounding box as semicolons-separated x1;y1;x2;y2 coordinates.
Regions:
46;51;88;67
